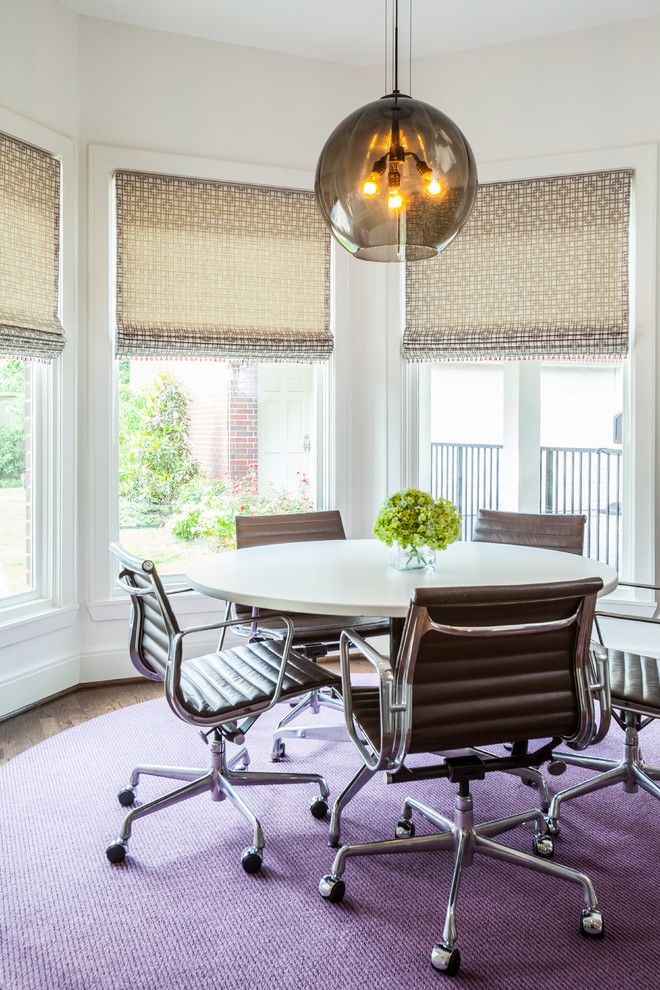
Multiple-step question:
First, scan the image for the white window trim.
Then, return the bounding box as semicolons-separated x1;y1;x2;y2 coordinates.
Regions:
88;144;343;607
392;144;658;600
0;106;77;626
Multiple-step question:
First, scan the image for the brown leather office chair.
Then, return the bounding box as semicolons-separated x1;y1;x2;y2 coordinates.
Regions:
107;543;338;874
473;508;586;555
230;511;389;760
319;579;608;975
547;579;660;833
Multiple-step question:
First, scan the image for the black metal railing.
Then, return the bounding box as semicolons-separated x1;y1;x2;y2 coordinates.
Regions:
540;446;622;570
431;442;502;541
430;441;622;568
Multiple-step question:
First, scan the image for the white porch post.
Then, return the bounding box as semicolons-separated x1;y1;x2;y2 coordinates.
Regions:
501;362;541;512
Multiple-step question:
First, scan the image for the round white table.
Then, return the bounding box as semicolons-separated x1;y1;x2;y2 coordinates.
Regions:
186;538;617;622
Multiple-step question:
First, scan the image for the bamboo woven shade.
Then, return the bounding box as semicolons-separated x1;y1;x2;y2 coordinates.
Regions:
0;132;64;361
115;171;332;362
403;169;631;362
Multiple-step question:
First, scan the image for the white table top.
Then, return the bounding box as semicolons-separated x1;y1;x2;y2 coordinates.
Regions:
186;538;618;619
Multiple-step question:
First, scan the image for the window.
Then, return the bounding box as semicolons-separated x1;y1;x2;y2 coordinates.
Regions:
418;360;625;567
407;164;634;570
540;362;624;568
428;363;503;540
0;359;35;599
111;168;332;578
0;124;70;615
116;357;322;575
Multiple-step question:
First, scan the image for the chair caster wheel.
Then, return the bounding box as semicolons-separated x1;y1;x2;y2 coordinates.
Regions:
310;796;328;820
545;816;560;837
241;847;263;874
106;839;127;864
117;787;136;807
271;741;286;762
431;942;461;975
395;818;415;839
533;833;555;858
319;874;345;903
548;759;567;776
580;908;605;938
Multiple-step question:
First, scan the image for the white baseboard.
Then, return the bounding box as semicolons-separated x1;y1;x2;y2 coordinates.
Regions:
0;652;81;720
0;637;226;721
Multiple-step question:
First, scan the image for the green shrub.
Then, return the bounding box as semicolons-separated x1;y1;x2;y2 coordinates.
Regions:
119;372;199;511
172;472;314;550
0;423;24;487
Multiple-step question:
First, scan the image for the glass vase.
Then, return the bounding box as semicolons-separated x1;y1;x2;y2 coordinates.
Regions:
389;542;436;571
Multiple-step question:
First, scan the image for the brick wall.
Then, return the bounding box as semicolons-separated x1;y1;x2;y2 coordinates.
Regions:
227;364;258;480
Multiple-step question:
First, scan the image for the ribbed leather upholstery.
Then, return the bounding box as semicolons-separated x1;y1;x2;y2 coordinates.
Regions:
473;509;586;556
608;648;660;714
235;510;346;548
111;542;340;721
180;640;339;716
351;580;601;754
234;511;390;645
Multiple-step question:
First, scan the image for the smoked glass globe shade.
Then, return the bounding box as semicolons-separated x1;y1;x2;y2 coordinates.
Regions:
315;94;477;263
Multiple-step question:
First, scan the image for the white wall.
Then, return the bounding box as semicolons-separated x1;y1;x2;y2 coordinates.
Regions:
2;6;660;714
0;0;79;138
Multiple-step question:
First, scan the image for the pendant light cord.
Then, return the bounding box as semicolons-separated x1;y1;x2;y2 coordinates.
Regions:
393;0;399;93
409;0;413;94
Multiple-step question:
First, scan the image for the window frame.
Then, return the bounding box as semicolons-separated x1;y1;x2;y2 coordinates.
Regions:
0;107;76;625
395;145;658;598
88;145;342;605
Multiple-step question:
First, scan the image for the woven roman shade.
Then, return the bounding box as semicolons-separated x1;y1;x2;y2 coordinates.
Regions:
115;171;332;362
403;169;631;362
0;132;64;361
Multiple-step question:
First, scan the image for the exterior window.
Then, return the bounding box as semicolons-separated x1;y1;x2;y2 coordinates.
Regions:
423;360;625;568
540;362;624;569
117;358;318;575
428;363;504;541
0;358;35;600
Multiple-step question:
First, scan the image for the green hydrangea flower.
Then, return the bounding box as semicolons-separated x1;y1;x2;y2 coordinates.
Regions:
373;488;461;551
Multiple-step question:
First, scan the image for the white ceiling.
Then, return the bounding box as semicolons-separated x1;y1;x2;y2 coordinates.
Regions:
60;0;660;65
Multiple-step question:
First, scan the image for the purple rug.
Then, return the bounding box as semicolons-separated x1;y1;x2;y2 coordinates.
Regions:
0;689;658;989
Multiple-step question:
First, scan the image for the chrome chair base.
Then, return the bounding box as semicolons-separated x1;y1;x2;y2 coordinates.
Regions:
106;732;330;872
547;716;660;833
327;756;551;848
271;686;349;760
320;788;603;976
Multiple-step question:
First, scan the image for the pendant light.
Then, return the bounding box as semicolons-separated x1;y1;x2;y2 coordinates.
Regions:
315;0;477;263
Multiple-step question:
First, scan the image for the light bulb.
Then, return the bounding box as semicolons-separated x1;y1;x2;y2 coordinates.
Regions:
388;191;403;210
362;178;379;197
426;177;444;196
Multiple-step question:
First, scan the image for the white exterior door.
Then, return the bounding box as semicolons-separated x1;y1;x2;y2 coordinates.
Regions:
257;365;315;495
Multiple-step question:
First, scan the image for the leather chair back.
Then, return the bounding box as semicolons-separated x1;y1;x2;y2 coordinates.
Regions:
394;579;601;756
473;509;586;555
234;510;346;621
110;543;178;681
235;510;345;549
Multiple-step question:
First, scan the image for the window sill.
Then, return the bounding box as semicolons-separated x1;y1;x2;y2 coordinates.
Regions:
0;602;79;648
87;590;226;623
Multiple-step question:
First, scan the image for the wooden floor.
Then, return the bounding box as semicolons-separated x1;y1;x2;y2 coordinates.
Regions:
0;658;358;767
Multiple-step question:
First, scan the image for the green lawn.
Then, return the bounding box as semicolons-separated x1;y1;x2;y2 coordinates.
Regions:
0;487;29;597
119;521;211;575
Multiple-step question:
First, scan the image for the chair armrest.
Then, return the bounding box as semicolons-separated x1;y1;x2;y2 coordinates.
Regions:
596;610;660;626
587;641;611;745
618;581;660;592
339;629;397;772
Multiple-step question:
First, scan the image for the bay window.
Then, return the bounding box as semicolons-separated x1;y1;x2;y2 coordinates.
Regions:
110;166;332;578
407;166;634;572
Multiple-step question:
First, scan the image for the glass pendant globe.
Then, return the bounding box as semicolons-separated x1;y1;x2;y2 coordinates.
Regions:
315;94;477;263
